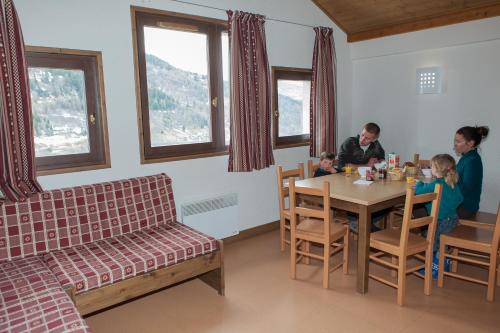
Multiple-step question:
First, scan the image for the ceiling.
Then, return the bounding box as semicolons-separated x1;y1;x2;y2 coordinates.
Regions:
312;0;500;42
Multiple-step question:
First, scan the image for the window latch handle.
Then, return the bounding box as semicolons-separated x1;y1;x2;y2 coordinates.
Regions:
89;113;96;125
274;110;279;118
211;97;218;108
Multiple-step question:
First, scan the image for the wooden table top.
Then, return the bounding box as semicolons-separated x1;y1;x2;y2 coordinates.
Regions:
294;173;409;206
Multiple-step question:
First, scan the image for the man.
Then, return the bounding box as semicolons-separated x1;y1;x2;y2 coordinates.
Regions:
338;122;386;232
338;122;385;169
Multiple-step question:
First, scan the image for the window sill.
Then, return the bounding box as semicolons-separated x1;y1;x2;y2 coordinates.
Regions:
36;162;111;177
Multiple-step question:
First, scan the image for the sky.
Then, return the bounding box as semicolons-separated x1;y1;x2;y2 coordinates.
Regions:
144;26;229;80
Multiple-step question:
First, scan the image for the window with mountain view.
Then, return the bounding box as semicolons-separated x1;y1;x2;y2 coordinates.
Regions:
26;48;110;174
272;67;312;148
133;9;229;161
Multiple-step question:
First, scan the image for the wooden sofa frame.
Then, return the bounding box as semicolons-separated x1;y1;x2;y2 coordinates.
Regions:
67;240;224;316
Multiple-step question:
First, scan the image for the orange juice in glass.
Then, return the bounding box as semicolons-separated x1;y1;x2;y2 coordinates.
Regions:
345;164;353;176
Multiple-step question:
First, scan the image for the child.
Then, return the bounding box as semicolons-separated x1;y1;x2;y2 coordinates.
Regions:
314;152;338;177
415;154;463;278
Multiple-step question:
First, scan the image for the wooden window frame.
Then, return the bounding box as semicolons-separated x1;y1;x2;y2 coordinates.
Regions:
131;6;228;163
272;66;312;149
26;46;110;176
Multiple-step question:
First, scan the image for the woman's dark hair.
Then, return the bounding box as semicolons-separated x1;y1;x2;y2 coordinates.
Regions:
456;126;489;147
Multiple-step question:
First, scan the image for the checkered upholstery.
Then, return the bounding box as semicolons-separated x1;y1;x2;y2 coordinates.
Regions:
0;256;90;333
43;223;218;294
0;174;176;262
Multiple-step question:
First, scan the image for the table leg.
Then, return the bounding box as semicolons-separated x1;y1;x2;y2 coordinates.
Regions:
356;205;370;293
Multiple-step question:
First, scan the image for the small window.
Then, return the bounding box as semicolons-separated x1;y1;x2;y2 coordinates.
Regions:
26;47;110;175
132;8;229;162
272;67;312;148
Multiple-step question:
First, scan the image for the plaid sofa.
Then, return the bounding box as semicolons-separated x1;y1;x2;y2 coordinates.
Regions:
0;174;220;332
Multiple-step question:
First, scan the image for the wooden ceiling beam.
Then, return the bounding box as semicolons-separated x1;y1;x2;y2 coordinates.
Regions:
347;3;500;42
312;0;349;33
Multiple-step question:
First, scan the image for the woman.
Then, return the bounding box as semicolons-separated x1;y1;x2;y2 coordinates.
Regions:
453;126;489;219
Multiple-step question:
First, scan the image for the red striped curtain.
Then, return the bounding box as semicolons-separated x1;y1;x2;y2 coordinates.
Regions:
310;27;337;157
227;10;274;172
0;0;42;202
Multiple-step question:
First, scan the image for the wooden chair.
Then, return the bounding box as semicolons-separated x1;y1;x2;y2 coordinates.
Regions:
276;163;305;251
307;160;320;178
368;184;442;305
438;205;500;302
387;153;431;230
413;153;431;169
289;178;349;289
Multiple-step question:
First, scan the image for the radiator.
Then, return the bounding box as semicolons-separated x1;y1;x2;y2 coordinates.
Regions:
180;193;239;239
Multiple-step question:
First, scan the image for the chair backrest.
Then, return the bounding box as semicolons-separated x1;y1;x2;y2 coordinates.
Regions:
413;153;431;169
399;184;442;251
276;163;305;213
307;160;320;178
289;178;331;237
491;204;500;252
307;159;339;178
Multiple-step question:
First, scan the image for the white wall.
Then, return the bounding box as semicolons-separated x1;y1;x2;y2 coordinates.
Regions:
350;17;500;212
15;0;351;231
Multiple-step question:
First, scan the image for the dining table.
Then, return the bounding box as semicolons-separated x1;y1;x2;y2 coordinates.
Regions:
294;172;409;294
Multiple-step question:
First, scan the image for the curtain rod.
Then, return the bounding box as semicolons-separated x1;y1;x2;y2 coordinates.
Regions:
167;0;316;29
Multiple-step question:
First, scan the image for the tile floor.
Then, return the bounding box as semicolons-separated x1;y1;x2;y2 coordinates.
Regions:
86;230;500;333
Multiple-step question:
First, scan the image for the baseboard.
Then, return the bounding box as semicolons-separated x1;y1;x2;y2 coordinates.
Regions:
223;220;279;244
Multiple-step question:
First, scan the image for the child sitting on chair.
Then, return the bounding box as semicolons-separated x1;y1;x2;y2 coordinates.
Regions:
314;152;338;177
415;153;463;278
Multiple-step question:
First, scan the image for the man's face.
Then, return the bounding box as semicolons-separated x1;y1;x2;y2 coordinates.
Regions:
359;129;378;146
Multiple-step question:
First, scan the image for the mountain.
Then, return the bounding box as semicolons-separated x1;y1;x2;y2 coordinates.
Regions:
28;53;305;150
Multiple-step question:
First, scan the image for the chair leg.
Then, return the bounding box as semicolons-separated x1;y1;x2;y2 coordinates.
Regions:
438;243;446;288
343;230;349;274
497;262;500;287
450;248;458;273
323;242;330;289
303;241;311;265
424;246;434;296
397;255;407;306
280;215;286;252
290;235;297;280
391;256;398;278
487;254;497;302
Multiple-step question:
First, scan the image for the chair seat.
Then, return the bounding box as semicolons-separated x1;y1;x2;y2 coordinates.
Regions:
296;218;347;240
370;229;428;255
441;225;493;252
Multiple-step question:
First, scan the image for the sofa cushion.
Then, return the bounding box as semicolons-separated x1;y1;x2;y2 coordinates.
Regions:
0;256;90;333
43;223;218;294
0;174;176;262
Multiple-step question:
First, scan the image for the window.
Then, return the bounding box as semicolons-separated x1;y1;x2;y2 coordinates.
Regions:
132;8;229;162
26;47;110;175
272;67;312;148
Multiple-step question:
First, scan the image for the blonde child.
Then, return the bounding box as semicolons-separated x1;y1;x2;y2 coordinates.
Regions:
313;152;338;177
415;154;463;278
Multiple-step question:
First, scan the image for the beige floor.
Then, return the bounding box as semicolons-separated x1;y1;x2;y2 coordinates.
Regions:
86;230;500;333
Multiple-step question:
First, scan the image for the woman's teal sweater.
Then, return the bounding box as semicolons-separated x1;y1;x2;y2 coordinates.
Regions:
457;149;483;213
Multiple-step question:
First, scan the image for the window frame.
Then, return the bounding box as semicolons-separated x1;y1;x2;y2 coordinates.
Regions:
26;46;110;176
272;66;312;149
131;6;229;163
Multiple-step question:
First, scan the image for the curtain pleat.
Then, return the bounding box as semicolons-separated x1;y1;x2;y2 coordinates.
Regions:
227;10;274;172
310;27;337;157
0;0;42;202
